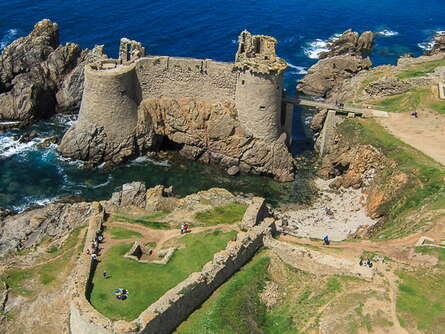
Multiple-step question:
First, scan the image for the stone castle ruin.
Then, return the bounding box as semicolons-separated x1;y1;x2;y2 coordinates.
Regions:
58;31;295;181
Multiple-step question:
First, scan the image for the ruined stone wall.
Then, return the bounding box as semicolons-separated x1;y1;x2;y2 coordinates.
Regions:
69;197;275;334
135;57;237;103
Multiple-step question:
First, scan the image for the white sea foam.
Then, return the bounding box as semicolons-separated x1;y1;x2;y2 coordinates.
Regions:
13;196;60;213
0;28;19;50
131;155;171;167
0;135;44;158
92;175;113;189
287;63;308;75
418;30;445;51
303;33;341;59
377;29;399;37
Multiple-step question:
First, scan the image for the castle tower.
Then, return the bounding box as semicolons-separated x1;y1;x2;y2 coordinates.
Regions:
234;31;287;141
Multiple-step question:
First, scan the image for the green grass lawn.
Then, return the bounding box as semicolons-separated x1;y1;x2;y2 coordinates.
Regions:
112;210;172;229
397;58;445;79
107;226;143;240
194;203;247;226
397;268;445;333
89;229;237;321
338;119;445;239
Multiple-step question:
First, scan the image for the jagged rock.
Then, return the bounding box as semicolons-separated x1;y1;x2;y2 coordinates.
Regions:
297;55;372;97
319;30;374;59
298;30;374;98
426;33;445;55
0;201;94;257
310;109;328;133
18;129;38;143
60;97;295;181
37;136;59;148
0;19;107;122
227;165;240;176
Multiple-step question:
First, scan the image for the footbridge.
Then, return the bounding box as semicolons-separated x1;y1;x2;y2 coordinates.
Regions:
283;96;389;118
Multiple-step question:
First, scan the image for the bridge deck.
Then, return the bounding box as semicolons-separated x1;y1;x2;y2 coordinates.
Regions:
283;97;388;118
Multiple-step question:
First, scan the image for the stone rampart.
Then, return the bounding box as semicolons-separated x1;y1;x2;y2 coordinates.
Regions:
58;31;295;181
239;196;268;230
135;57;237;103
70;194;276;334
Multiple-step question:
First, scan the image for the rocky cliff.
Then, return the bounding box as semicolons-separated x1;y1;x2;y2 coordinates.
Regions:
0;19;106;123
60;97;295;181
297;30;374;98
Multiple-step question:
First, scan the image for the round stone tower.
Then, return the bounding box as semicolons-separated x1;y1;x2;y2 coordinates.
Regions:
234;31;287;141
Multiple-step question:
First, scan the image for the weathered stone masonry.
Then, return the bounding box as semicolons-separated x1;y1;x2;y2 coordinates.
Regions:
69;197;276;334
59;32;295;181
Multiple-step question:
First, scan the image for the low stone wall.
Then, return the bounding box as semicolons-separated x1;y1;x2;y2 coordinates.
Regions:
239;197;268;230
70;200;275;333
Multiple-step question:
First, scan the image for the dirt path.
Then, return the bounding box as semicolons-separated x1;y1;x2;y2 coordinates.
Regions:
378;110;445;166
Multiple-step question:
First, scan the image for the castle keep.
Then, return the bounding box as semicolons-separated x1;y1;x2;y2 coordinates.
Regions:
59;31;295;181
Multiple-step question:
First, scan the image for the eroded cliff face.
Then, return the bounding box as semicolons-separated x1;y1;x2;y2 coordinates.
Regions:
59;97;295;181
297;30;374;98
0;19;106;123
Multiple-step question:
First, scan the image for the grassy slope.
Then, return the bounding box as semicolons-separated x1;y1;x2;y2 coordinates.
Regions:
175;252;383;334
1;227;84;295
397;58;445;79
397;261;445;333
338;119;445;239
372;88;445;115
89;229;236;321
194;203;247;226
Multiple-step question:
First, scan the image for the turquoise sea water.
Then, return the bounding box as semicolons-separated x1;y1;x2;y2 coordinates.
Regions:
0;0;444;210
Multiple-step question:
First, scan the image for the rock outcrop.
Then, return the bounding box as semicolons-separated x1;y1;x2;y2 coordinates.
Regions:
426;32;445;55
0;19;106;123
0;200;94;257
297;30;374;98
60;97;295;181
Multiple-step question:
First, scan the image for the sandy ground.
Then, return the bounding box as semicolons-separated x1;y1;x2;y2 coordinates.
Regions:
280;179;377;241
378;110;445;166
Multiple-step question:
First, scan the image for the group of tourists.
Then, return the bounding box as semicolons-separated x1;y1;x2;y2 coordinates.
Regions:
86;231;104;261
112;288;129;300
180;223;189;234
359;257;373;268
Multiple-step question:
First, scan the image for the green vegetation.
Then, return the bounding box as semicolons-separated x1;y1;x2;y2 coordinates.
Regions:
175;254;270;334
374;88;427;113
89;229;236;321
397;58;445;79
176;253;367;334
338;119;445;239
108;226;143;240
1;228;83;295
372;88;445;115
397;268;445;333
194;203;247;226
112;210;172;229
415;246;445;262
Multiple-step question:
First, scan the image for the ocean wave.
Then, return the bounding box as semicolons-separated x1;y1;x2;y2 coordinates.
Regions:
0;135;44;159
92;175;113;189
418;30;445;51
303;33;341;59
12;196;60;213
376;29;399;37
131;155;171;167
0;28;19;50
287;63;307;75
